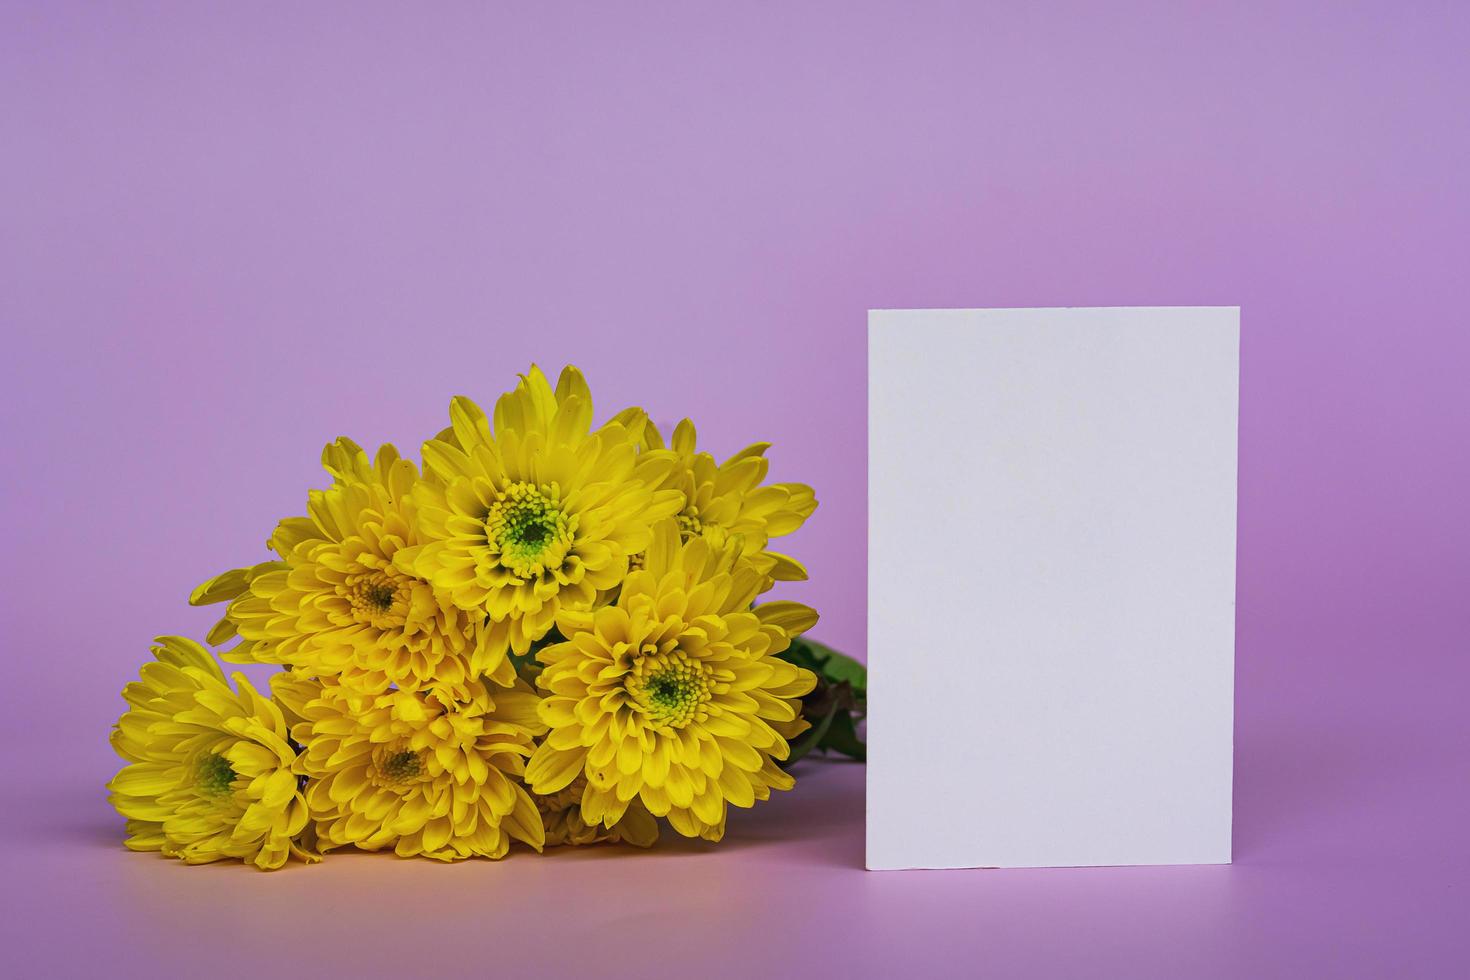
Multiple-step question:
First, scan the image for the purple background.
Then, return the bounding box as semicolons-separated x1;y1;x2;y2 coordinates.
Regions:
3;3;1466;977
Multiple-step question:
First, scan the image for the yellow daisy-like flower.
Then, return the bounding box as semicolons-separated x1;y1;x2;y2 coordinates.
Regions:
191;438;501;695
402;365;683;658
288;677;546;861
643;418;817;583
533;776;659;848
107;636;313;871
524;521;818;841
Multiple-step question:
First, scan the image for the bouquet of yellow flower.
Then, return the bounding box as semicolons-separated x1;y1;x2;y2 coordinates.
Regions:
107;365;865;869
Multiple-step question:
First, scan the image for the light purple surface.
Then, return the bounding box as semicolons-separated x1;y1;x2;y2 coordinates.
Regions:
2;3;1466;977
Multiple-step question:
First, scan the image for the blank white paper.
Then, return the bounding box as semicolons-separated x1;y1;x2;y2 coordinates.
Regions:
866;307;1238;870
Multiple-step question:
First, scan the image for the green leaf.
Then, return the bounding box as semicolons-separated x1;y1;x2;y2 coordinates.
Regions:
819;709;866;761
804;638;867;694
777;637;823;673
776;636;867;765
784;702;838;767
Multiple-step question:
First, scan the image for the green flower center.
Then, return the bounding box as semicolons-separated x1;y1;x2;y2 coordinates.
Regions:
648;674;690;709
380;749;424;783
197;752;237;797
486;482;573;577
364;582;396;612
345;571;404;623
508;509;553;549
629;652;713;730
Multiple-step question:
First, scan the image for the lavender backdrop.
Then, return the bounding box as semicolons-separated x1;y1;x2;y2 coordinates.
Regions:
2;3;1466;977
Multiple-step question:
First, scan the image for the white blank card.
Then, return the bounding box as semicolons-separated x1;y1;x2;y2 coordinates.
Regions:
866;307;1238;870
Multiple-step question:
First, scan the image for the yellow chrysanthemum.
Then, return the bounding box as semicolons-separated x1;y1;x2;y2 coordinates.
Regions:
524;521;818;841
191;438;502;695
643;418;817;583
402;365;683;658
287;677;546;861
108;636;313;871
533;776;659;847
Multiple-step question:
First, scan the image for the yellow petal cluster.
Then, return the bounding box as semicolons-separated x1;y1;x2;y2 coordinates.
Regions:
109;363;825;868
403;366;683;657
193;439;498;695
643;418;817;584
525;521;817;841
108;637;313;870
284;676;546;861
533;776;659;848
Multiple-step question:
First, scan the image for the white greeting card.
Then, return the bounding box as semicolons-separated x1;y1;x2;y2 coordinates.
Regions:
866;307;1238;870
